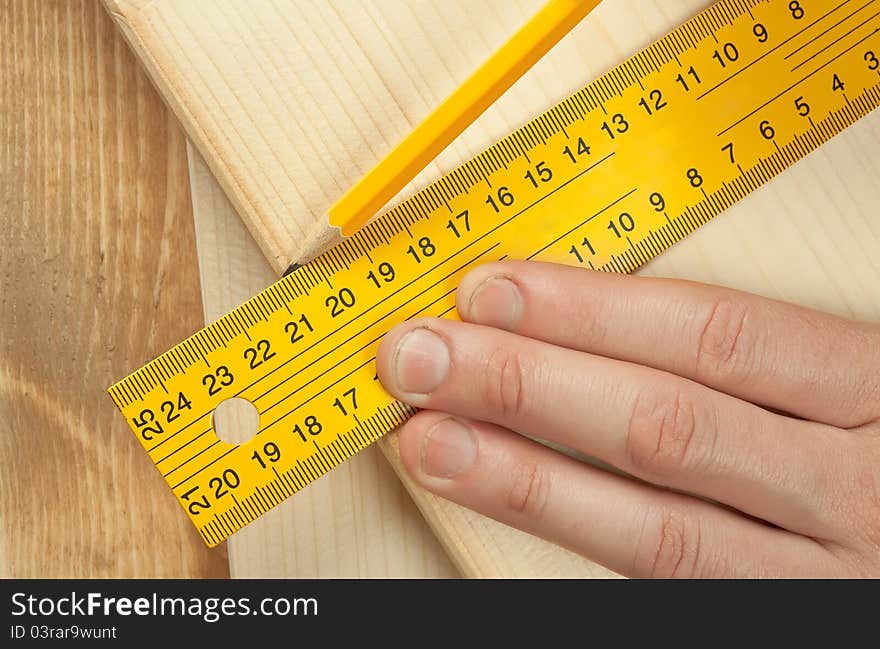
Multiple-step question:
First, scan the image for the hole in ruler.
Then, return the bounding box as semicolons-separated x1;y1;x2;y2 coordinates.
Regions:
212;397;259;445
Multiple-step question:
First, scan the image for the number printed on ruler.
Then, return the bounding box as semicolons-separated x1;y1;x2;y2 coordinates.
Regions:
109;0;880;546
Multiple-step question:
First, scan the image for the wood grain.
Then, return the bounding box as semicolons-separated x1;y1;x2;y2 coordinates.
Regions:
108;0;880;578
189;145;457;577
0;0;227;578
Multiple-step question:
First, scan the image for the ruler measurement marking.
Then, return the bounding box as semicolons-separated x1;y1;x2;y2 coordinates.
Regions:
337;431;357;458
348;423;369;448
205;245;483;415
228;496;244;527
147;366;168;395
272;466;290;496
219;508;239;529
163;439;221;478
251;488;270;512
147;409;212;452
170;446;237;490
234;500;255;526
255;282;462;444
436;304;458;319
594;91;870;277
784;0;868;60
697;1;863;101
212;512;229;537
327;440;345;466
242;493;261;520
403;286;459;320
153;429;212;465
230;495;256;521
267;483;284;506
267;480;286;504
291;463;309;488
320;441;341;467
527;189;638;260
296;458;317;483
218;512;235;537
304;456;323;479
273;467;292;492
245;244;498;414
790;8;880;72
283;469;303;493
258;354;381;436
258;485;276;509
230;505;247;529
310;449;332;476
719;26;880;136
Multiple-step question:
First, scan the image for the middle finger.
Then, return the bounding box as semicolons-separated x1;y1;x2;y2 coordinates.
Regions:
376;317;849;540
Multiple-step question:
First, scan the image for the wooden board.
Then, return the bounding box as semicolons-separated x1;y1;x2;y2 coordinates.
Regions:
0;0;227;578
106;0;880;577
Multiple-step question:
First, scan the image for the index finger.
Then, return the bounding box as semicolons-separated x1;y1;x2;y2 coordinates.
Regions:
455;261;880;428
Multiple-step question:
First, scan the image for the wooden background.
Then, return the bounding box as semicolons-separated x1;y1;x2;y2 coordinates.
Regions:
0;0;226;577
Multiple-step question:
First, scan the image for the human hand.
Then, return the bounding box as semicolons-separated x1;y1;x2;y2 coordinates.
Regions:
375;261;880;577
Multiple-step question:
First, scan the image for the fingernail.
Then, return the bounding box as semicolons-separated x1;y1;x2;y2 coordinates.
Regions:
467;276;521;329
393;327;450;395
421;418;477;478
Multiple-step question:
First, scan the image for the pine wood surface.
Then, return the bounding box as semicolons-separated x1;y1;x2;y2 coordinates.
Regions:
0;0;228;577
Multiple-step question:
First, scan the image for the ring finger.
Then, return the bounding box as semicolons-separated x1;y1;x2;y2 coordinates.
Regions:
396;411;835;578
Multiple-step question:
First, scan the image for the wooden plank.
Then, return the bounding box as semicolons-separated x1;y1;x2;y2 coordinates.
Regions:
189;145;457;577
0;0;228;577
108;0;880;578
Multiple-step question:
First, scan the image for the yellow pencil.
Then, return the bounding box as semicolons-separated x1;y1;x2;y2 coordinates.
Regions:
328;0;603;236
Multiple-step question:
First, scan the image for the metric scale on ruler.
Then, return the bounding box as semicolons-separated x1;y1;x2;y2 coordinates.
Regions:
108;0;880;546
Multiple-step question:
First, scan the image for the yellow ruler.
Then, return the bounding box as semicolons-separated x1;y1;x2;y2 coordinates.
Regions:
109;0;880;547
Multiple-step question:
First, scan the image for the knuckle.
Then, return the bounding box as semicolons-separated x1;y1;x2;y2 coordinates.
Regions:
695;297;752;382
847;331;880;426
483;346;526;419
625;387;702;476
854;456;880;548
635;509;703;578
506;461;550;518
